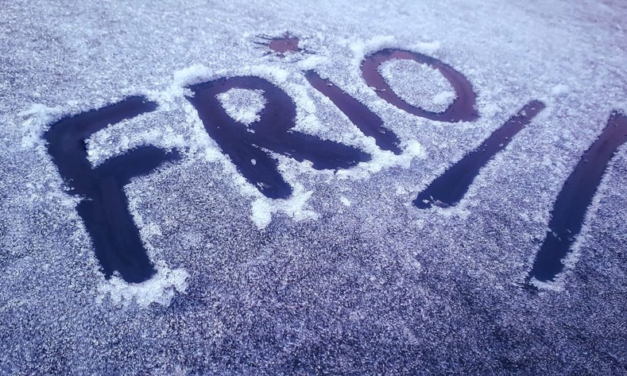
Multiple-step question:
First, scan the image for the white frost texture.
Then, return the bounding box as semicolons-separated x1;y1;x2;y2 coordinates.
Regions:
379;58;457;113
216;88;267;126
97;266;189;307
1;0;627;374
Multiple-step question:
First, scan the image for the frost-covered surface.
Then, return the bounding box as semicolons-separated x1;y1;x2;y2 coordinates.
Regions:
1;0;627;374
216;88;267;126
97;265;189;308
379;58;457;113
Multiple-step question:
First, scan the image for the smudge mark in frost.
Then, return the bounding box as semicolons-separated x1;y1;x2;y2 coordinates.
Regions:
256;33;302;56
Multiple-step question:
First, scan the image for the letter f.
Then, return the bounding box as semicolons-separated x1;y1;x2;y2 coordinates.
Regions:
45;97;179;283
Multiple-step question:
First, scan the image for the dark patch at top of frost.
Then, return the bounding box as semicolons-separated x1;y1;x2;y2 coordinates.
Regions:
256;33;302;56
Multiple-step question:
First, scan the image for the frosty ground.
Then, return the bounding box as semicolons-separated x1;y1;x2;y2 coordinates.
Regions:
1;0;627;374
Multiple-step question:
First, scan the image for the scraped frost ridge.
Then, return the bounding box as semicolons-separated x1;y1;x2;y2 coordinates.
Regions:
19;103;65;150
97;264;189;307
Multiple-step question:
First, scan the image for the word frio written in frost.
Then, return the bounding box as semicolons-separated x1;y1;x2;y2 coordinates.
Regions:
43;48;627;286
